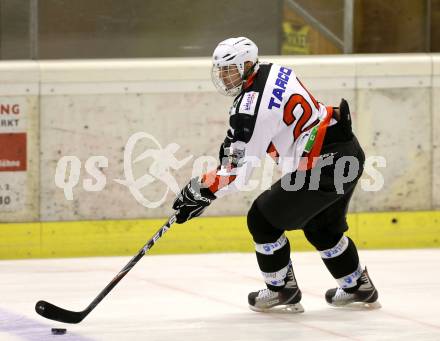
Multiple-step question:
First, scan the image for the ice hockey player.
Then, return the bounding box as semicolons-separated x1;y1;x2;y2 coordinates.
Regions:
172;37;380;312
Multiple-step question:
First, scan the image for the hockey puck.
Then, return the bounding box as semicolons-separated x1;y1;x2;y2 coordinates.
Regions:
51;328;67;335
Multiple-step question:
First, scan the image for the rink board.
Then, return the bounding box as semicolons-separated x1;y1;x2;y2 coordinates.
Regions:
0;210;439;259
1;54;440;222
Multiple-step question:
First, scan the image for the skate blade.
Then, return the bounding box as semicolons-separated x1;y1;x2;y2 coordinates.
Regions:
249;303;304;314
329;300;382;310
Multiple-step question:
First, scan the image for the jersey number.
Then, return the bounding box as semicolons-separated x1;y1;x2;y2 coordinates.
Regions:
283;94;316;140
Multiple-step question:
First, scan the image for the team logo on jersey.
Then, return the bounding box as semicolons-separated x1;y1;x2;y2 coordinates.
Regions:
239;91;259;115
268;67;292;110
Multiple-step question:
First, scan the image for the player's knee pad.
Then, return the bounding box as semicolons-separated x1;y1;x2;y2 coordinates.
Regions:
247;201;282;244
303;228;343;251
329;215;349;234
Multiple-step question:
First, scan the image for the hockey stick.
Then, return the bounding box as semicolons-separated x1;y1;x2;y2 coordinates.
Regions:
35;214;177;324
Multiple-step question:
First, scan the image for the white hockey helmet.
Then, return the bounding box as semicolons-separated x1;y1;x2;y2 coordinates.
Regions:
211;37;259;96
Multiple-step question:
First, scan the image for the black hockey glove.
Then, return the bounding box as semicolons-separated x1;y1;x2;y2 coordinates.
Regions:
325;98;354;144
172;177;216;224
338;98;353;138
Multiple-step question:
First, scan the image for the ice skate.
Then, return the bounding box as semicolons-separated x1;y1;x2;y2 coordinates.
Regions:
325;267;381;309
248;265;304;313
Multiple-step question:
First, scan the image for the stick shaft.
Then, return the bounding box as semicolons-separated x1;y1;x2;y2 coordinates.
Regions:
80;215;176;319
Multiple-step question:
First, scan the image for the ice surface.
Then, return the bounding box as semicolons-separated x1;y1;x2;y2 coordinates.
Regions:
1;249;439;340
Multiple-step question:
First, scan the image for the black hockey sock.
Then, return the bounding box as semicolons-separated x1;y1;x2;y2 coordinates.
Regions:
318;236;362;290
255;236;292;292
247;201;293;292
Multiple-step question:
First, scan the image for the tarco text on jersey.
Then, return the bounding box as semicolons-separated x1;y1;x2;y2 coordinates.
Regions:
267;67;292;110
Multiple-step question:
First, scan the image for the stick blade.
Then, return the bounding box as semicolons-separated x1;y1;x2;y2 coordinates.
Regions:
35;300;85;324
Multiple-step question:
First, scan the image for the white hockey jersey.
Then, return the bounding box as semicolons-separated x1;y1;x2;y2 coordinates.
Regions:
202;63;335;197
